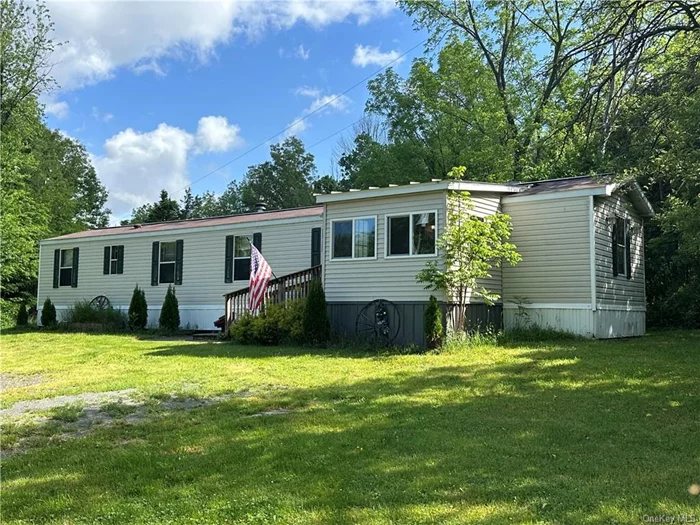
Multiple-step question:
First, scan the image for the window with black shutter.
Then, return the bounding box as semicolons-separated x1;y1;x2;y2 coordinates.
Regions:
104;245;124;275
59;249;74;286
233;236;251;281
613;216;628;277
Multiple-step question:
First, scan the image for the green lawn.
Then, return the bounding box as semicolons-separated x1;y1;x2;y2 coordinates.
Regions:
1;331;699;524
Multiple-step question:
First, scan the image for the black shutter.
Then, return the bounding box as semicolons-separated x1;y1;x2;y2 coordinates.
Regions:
224;235;234;283
311;227;321;267
103;246;110;274
71;247;79;288
625;220;632;280
117;245;124;274
175;239;184;285
53;249;60;288
151;242;160;286
253;232;262;252
612;221;618;277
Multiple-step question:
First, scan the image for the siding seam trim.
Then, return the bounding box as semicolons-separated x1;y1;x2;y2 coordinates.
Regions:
589;196;597;311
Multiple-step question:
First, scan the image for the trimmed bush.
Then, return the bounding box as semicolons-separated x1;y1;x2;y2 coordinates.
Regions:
128;285;148;330
41;297;57;327
302;279;330;345
229;300;305;346
424;295;443;349
65;300;128;330
16;303;29;326
159;285;180;331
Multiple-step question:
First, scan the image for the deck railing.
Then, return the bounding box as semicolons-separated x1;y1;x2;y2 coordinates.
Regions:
224;265;322;330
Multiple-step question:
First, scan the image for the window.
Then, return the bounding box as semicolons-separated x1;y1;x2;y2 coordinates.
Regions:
614;216;628;277
387;211;437;257
59;249;73;286
331;217;376;259
233;236;251;280
159;241;177;284
104;245;124;275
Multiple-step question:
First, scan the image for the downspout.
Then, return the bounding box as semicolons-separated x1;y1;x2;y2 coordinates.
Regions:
589;196;597;312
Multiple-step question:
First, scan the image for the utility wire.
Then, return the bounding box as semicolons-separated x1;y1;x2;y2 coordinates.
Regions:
173;35;430;196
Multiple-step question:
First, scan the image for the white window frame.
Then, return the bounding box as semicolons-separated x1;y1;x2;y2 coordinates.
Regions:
384;210;439;259
330;216;378;261
59;249;74;287
108;245;120;275
159;241;177;284
233;235;252;281
614;215;628;278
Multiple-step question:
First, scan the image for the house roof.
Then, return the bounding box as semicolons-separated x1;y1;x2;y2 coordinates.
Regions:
314;179;523;203
44;206;324;242
504;175;654;217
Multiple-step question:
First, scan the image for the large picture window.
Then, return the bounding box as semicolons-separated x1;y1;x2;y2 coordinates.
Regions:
331;217;376;260
233;236;251;280
387;211;437;257
59;249;74;286
159;241;177;284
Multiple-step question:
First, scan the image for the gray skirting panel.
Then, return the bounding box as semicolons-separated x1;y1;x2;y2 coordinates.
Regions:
328;301;503;347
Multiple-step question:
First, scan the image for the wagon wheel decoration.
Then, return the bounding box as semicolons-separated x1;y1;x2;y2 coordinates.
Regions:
89;295;111;310
355;299;401;346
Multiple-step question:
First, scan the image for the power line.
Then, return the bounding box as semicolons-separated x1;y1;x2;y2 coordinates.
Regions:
173;35;430;196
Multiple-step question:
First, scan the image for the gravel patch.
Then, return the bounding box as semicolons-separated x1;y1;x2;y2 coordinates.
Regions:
0;389;138;418
0;373;44;389
249;408;293;417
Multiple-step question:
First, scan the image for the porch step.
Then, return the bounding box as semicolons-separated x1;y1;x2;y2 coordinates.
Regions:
191;331;222;341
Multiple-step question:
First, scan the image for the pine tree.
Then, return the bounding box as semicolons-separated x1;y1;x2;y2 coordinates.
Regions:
159;285;180;331
41;297;56;326
16;302;29;325
302;279;330;345
424;295;444;349
128;285;148;330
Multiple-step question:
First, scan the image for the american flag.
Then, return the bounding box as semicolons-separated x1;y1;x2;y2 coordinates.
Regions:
248;245;273;312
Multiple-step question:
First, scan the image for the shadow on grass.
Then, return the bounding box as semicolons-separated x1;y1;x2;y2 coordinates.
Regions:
145;342;389;359
3;335;699;524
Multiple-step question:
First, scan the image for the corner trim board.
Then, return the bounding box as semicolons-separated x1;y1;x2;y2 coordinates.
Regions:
589;195;597;311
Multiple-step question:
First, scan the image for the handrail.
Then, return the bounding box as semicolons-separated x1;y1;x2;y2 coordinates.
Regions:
223;265;322;330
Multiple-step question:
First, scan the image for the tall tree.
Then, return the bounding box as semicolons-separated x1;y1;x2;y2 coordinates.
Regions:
238;137;316;210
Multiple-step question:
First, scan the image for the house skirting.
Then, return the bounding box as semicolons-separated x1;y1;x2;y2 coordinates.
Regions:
503;304;645;338
52;305;222;330
328;301;503;347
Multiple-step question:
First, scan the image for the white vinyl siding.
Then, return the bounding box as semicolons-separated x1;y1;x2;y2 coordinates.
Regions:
38;217;323;327
594;194;645;308
502;196;592;305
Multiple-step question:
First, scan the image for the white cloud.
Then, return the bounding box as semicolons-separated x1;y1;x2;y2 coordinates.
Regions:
48;1;394;91
195;116;243;152
91;106;114;122
351;44;403;68
279;44;310;60
286;92;351;137
92;116;243;218
44;99;69;118
294;85;322;97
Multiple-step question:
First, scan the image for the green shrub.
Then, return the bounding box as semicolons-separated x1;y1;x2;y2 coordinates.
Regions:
16;303;29;326
159;285;180;331
302;279;330;345
65;300;128;330
128;285;148;330
229;300;306;346
1;299;20;330
41;297;57;327
424;295;443;349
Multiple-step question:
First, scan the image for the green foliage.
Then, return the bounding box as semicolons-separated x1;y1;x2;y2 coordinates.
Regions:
418;182;520;331
65;300;127;331
158;285;180;331
40;297;56;326
16;303;28;326
229;300;306;346
1;299;21;330
423;295;443;349
128;286;148;330
302;279;330;345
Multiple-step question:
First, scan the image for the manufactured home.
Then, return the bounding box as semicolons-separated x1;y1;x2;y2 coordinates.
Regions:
38;175;653;343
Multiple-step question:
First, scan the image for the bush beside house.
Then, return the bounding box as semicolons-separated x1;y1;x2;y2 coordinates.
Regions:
128;286;148;330
424;295;443;349
41;297;57;327
16;303;29;326
159;285;180;331
302;279;330;345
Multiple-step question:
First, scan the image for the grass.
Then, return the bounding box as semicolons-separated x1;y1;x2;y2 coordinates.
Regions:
1;330;699;524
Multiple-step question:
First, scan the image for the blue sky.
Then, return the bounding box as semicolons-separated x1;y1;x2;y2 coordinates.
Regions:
42;1;427;221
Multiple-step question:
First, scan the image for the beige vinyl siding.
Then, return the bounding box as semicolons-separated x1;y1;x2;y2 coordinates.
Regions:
38;217;323;321
502;196;592;305
322;191;502;303
594;193;645;308
324;191;447;303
